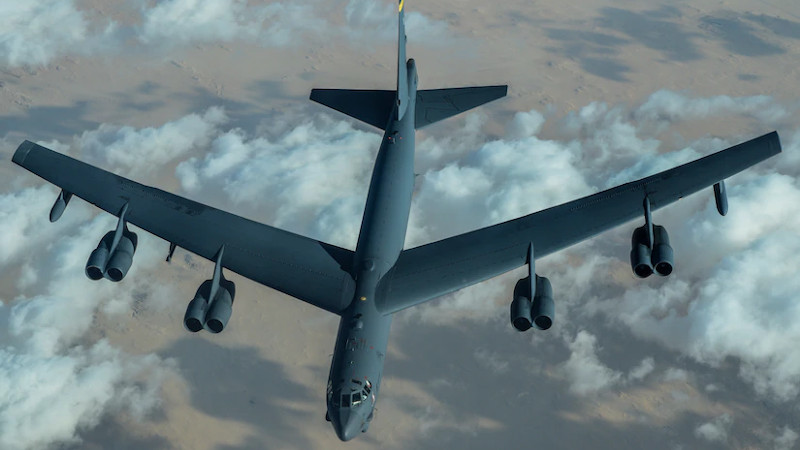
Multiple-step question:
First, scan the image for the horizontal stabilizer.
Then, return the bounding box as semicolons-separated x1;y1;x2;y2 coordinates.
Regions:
415;85;508;129
310;89;396;130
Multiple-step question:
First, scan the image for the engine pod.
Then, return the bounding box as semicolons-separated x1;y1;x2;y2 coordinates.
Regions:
85;231;114;280
531;276;554;330
205;279;236;333
651;225;673;276
184;280;212;332
510;278;532;332
106;230;138;282
630;226;653;278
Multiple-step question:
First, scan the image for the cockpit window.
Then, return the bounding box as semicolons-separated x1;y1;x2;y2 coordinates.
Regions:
352;379;362;385
342;394;350;408
352;393;362;406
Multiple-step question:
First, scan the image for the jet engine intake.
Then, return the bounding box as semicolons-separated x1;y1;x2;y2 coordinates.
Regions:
85;230;138;281
531;276;554;330
184;280;213;332
510;275;555;331
630;225;653;278
183;279;236;333
206;279;235;333
86;231;114;280
106;230;138;281
651;225;673;276
510;278;532;332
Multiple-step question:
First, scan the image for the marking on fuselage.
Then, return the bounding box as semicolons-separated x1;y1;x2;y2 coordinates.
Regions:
360;296;367;301
347;338;368;351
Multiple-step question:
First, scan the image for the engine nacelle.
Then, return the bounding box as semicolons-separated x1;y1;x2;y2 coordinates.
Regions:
184;280;213;332
510;276;555;331
510;278;532;332
630;226;653;278
106;230;138;282
531;276;554;330
651;225;673;276
85;230;138;281
205;279;235;333
183;279;236;333
86;232;114;280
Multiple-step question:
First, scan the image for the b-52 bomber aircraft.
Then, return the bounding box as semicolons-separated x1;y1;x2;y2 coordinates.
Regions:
12;0;781;442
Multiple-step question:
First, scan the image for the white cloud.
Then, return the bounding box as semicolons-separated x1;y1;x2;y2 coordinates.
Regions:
410;111;592;245
0;122;189;449
0;185;63;265
561;331;622;395
774;426;799;450
695;413;733;443
473;348;510;374
635;90;790;128
0;207;176;449
66;107;228;178
175;113;379;247
344;0;455;45
0;1;457;68
663;368;690;383
0;1;116;67
0;340;171;450
628;357;655;381
591;174;800;401
138;0;324;48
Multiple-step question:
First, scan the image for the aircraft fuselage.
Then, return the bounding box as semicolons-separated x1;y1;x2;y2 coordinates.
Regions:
326;60;418;441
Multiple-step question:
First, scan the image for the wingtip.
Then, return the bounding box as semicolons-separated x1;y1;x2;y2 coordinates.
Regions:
762;130;782;155
12;140;36;166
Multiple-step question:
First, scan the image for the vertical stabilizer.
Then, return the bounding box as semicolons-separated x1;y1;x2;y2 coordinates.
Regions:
396;0;409;120
309;0;507;131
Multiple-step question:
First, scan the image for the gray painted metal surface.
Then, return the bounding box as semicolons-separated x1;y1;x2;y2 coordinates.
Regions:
10;0;783;442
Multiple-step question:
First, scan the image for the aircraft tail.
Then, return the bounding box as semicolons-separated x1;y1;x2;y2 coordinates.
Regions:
414;86;507;129
310;89;396;130
397;0;408;120
309;86;508;130
308;1;409;130
309;1;508;130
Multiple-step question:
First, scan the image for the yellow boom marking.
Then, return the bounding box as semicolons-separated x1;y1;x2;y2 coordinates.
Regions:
399;0;404;12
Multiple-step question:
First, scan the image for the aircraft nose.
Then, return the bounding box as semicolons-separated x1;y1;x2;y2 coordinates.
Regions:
331;408;363;441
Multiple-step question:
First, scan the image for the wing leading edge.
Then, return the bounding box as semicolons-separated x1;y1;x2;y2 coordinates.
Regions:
379;131;782;314
13;141;356;315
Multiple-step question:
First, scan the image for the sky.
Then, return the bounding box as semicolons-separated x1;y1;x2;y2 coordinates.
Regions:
1;0;800;449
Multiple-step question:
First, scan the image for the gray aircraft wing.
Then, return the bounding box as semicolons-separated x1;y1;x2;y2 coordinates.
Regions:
12;141;356;315
378;131;781;314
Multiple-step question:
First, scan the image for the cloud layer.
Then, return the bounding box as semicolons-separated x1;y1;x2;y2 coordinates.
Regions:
4;86;800;447
0;0;457;68
0;1;116;67
0;182;176;449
